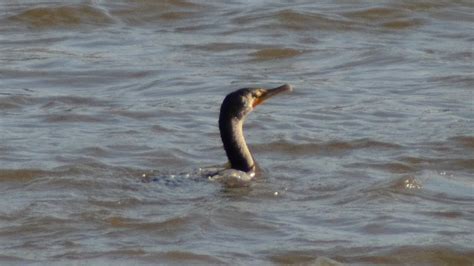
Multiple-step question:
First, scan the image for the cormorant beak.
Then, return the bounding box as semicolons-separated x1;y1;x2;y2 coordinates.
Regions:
252;84;293;107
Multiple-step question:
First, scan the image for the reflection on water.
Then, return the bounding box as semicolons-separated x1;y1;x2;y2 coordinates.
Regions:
0;0;473;264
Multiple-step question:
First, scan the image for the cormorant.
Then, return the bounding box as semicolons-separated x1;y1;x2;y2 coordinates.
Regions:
219;84;293;177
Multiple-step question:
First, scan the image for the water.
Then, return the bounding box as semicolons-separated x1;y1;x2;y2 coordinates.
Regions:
1;0;473;264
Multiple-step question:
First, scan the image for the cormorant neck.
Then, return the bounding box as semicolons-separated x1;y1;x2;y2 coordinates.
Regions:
219;115;255;173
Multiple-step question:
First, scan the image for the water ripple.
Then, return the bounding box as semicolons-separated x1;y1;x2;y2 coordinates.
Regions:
7;5;113;28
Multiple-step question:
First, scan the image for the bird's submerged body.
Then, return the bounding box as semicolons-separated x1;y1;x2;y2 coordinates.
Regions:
214;84;292;183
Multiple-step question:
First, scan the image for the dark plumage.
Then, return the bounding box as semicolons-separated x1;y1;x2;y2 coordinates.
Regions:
218;84;292;174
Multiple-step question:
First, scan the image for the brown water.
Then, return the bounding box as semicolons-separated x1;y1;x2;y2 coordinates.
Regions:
1;0;473;265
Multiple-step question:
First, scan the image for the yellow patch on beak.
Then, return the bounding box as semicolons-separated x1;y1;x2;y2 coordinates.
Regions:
252;97;264;107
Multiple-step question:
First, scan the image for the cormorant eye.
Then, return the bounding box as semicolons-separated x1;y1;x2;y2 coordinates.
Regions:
251;90;262;98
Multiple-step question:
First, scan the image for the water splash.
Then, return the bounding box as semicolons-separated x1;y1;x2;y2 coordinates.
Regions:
208;169;254;188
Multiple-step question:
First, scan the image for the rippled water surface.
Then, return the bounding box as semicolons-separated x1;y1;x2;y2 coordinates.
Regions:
1;0;473;265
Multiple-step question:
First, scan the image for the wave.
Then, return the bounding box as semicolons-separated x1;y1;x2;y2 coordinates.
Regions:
0;94;111;110
253;138;401;156
251;48;303;61
7;5;113;28
232;9;355;32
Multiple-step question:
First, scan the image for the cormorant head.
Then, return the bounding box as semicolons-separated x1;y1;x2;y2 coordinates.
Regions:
220;84;293;120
